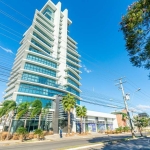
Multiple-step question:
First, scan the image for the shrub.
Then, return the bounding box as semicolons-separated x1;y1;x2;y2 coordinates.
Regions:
1;132;8;141
28;132;34;139
12;133;19;140
34;129;44;140
16;127;28;142
123;126;130;132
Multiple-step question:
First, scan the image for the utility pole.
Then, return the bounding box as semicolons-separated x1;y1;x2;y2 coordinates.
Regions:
115;77;135;138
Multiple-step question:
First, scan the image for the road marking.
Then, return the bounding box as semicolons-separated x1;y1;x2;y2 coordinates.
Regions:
66;143;103;150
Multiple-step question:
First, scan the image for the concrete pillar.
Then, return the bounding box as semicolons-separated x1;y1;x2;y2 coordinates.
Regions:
52;95;61;133
72;109;76;132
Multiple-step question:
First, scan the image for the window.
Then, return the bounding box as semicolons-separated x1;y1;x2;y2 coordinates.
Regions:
67;43;76;51
67;62;79;70
67;71;79;81
36;18;53;33
42;6;54;22
67;51;79;59
27;54;57;68
66;86;79;96
31;39;50;54
67;56;78;64
18;83;64;97
35;26;53;41
29;46;48;56
16;95;53;108
24;63;56;77
67;78;79;88
22;72;56;86
33;32;52;48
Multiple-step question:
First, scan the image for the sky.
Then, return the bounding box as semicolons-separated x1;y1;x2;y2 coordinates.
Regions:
0;0;150;114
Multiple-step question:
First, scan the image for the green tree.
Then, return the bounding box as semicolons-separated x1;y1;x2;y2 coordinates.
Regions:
120;0;150;77
133;116;149;136
0;100;16;140
34;129;43;140
16;102;31;128
16;127;28;142
76;106;87;133
30;100;42;129
62;93;76;134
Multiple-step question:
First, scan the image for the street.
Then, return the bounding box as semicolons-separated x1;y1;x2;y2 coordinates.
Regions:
85;137;150;150
0;134;148;150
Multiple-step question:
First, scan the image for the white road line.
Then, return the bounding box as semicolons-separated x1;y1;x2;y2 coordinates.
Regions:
66;143;103;150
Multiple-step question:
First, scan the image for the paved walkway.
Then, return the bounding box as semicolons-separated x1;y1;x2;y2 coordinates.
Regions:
0;132;148;148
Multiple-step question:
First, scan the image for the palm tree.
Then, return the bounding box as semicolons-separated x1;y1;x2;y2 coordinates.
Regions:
16;102;31;128
62;93;76;134
0;100;16;140
76;106;87;133
30;100;42;129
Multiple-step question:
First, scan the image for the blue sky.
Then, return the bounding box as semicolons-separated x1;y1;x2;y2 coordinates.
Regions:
0;0;150;114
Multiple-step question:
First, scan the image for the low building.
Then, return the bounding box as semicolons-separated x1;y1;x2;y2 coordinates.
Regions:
74;110;118;133
111;109;128;127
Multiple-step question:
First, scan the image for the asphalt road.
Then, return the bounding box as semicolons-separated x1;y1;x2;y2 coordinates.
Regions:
85;137;150;150
0;134;148;150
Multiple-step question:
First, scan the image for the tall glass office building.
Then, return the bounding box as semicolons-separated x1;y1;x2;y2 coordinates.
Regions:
3;0;81;132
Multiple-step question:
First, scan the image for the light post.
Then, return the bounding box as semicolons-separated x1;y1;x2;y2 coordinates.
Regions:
130;88;141;102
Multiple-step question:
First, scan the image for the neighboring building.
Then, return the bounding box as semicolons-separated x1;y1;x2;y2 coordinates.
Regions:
138;113;149;118
112;109;128;127
75;110;118;133
3;0;81;133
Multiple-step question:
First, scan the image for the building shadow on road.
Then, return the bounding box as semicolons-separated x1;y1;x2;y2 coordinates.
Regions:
87;136;150;150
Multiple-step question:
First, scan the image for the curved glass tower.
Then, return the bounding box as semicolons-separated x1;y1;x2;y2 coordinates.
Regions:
3;0;81;132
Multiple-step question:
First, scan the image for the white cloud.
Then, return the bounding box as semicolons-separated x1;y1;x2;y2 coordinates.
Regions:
0;46;13;54
136;105;150;111
82;65;92;73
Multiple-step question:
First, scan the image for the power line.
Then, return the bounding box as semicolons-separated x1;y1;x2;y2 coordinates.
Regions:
0;0;150;112
1;0;150;100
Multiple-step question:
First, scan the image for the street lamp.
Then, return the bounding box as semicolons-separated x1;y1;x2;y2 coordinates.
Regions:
131;88;141;102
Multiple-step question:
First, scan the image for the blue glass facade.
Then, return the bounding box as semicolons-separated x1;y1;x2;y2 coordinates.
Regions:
67;71;79;81
33;32;52;48
19;83;64;97
67;55;79;64
29;46;48;56
67;78;79;88
66;86;79;96
16;95;53;108
67;62;79;70
31;39;50;54
22;72;56;86
42;6;54;22
67;51;79;59
27;54;57;68
35;26;53;41
24;63;56;77
36;18;53;33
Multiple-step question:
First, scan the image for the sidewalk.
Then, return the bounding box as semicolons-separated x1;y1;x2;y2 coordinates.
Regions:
0;133;109;146
0;132;141;147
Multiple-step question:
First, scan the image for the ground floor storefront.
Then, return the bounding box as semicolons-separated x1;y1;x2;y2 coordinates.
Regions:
75;110;118;133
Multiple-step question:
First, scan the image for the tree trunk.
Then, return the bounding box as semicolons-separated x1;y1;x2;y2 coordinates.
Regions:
68;111;70;134
139;127;143;136
6;117;13;140
24;114;28;128
38;113;42;129
80;117;82;134
2;115;8;132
